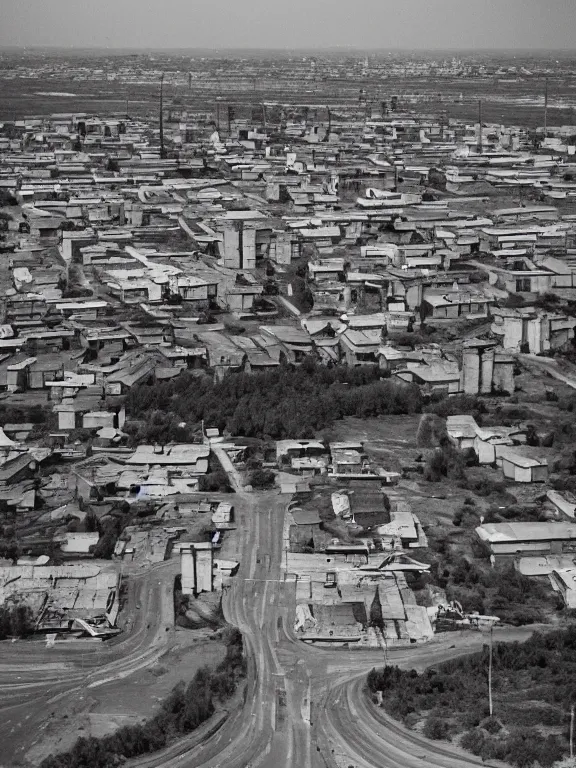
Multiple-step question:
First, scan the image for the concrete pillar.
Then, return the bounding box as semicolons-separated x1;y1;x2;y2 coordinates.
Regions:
480;347;495;395
462;349;480;395
242;227;256;270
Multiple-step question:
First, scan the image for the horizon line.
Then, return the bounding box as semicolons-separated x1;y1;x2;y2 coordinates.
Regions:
1;45;576;53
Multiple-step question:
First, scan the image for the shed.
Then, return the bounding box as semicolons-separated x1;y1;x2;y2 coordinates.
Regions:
499;449;548;483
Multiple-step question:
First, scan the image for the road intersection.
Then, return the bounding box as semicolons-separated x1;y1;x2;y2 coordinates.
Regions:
0;490;535;768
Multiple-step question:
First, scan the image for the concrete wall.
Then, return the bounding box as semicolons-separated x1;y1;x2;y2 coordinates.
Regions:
243;228;256;270
181;544;213;595
273;232;293;265
493;360;514;394
475;438;496;464
480;347;495;394
195;545;213;593
58;410;76;431
527;318;545;353
222;224;240;269
181;549;195;595
503;317;524;351
462;349;481;395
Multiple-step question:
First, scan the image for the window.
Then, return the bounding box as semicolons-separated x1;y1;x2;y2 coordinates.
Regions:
516;278;531;292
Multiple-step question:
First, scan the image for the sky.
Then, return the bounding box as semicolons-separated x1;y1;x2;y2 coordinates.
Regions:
2;0;576;50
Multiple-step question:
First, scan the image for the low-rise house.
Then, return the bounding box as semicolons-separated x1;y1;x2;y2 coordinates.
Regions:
396;359;462;395
168;274;218;308
276;440;327;466
0;453;38;487
498;448;548;483
446;415;479;451
485;256;553;297
125;444;210;476
551;568;576;608
422;289;492;321
59;531;100;556
476;521;576;566
491;307;576;354
338;328;381;366
461;339;515;396
259;325;314;364
474;426;526;464
328;442;379;478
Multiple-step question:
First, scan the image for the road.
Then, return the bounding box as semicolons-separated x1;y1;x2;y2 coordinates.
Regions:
0;489;540;768
135;490;535;768
518;352;576;390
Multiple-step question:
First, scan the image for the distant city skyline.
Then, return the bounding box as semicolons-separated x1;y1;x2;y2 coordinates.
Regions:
2;0;576;51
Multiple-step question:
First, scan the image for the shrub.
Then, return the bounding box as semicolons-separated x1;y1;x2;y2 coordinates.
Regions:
367;628;576;767
126;365;423;441
423;716;451;741
248;469;275;489
416;413;446;448
40;628;246;768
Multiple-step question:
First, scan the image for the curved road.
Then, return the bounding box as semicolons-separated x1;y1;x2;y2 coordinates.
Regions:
0;490;539;768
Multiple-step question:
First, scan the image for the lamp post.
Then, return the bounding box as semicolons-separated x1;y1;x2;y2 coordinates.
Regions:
159;73;165;160
488;624;493;717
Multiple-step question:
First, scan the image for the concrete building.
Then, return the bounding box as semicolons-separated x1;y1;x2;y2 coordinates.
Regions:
499;449;548;483
551;568;576;608
492;307;576;354
181;542;214;596
476;522;576;565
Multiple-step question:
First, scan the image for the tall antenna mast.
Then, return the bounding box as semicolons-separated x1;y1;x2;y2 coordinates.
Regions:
488;625;493;717
478;100;483;155
159;72;165;160
544;77;549;137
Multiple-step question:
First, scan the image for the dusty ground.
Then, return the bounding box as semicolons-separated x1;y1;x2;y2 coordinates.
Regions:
2;67;576;128
24;630;226;766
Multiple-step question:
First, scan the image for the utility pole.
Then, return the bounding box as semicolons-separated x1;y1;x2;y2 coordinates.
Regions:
544;77;549;138
478;100;483;155
488;624;493;717
159;73;165;160
570;703;575;761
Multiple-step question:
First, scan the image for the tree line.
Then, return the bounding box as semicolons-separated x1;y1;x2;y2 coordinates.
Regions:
125;361;423;442
367;627;576;768
0;604;35;639
40;627;246;768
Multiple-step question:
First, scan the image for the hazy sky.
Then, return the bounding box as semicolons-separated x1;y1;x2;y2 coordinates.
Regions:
2;0;576;50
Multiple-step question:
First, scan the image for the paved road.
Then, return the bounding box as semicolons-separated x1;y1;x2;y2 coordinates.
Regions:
0;559;178;765
158;492;536;768
518;352;576;390
0;489;541;768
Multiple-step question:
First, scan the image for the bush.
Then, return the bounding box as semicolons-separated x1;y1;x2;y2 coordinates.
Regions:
416;413;446;448
0;604;35;639
126;364;423;441
367;628;576;767
199;469;231;493
423;716;451;741
423;441;466;482
40;627;246;768
249;469;275;489
425;394;486;421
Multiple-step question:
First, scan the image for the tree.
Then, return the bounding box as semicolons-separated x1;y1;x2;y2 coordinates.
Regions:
369;586;384;630
248;469;275;489
92;532;115;559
